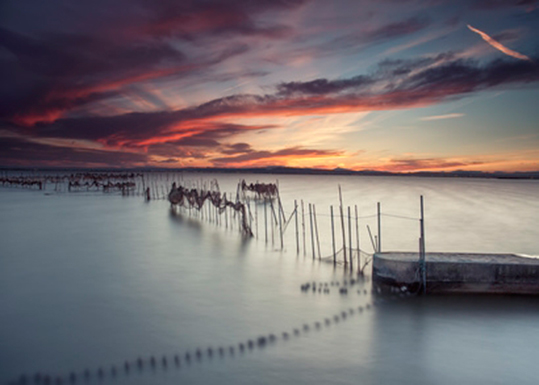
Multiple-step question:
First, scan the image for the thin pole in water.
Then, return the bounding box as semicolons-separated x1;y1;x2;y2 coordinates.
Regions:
313;204;321;260
377;202;381;253
295;200;299;254
338;185;347;266
301;200;306;256
348;206;353;268
331;205;336;265
355;205;360;272
420;195;426;294
278;201;283;250
264;199;268;244
309;203;315;260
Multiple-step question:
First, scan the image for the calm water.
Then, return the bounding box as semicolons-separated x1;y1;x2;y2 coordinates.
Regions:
1;173;538;385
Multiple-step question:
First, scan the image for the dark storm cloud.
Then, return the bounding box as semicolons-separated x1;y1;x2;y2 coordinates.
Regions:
277;75;374;96
5;52;538;152
0;0;305;127
0;137;147;166
472;0;537;10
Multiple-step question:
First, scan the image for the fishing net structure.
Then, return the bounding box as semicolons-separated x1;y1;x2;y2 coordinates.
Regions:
168;181;254;237
240;180;278;200
67;172;141;193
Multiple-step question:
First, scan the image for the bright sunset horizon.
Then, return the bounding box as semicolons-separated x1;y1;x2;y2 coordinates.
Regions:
1;0;538;172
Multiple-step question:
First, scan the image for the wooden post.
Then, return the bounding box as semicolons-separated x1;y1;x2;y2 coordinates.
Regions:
348;206;353;268
420;195;427;294
270;199;275;246
331;205;336;265
309;203;315;260
295;200;299;254
255;201;258;239
339;185;347;266
355;205;360;271
278;200;283;250
377;202;381;253
301;200;306;256
264;199;268;244
367;225;377;253
313;204;321;260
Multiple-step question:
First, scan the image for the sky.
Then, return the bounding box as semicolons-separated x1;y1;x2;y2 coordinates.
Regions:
1;0;538;172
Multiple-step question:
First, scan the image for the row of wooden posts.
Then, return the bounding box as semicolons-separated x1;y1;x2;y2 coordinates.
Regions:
169;182;383;271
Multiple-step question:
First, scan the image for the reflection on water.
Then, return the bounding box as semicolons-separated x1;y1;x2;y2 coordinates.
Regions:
0;174;538;385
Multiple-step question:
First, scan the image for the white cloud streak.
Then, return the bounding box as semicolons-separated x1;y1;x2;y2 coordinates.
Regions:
420;113;464;121
467;24;532;61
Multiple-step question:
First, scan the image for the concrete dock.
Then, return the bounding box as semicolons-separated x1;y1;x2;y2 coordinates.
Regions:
373;252;539;294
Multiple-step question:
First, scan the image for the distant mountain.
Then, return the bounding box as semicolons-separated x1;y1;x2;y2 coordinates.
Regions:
1;166;538;179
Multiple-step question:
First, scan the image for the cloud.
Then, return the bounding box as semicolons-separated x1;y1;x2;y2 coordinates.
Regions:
319;16;431;55
211;146;343;167
5;52;538;152
0;137;147;167
467;24;532;61
420;113;465;121
375;157;484;172
0;0;307;127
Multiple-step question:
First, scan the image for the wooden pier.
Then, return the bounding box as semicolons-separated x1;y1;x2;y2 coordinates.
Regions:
373;252;539;294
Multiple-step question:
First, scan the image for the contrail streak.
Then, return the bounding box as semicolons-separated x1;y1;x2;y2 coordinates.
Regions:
467;24;531;61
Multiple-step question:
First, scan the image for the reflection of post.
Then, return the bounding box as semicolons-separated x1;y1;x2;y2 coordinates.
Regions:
295;200;299;254
339;185;347;266
255;200;258;239
331;206;336;264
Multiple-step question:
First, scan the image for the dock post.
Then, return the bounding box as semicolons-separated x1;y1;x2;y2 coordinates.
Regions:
295;200;299;254
377;202;382;253
331;206;336;265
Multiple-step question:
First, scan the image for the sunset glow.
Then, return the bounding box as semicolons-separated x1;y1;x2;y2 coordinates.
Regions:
1;0;538;172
